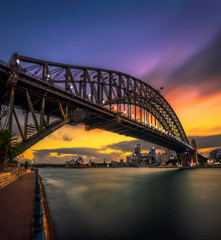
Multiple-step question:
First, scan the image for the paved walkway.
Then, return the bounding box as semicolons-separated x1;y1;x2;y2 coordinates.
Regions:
0;172;35;240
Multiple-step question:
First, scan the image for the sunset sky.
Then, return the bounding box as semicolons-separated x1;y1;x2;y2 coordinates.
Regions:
1;0;221;162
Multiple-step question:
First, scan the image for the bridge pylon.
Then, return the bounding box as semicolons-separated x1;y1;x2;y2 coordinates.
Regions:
190;139;198;165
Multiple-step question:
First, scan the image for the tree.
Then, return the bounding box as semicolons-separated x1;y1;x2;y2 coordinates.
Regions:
24;161;29;169
0;129;22;172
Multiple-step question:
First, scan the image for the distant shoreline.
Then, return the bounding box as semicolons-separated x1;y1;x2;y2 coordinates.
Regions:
34;164;221;169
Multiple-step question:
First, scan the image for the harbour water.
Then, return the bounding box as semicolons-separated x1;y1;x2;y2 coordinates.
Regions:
39;168;221;240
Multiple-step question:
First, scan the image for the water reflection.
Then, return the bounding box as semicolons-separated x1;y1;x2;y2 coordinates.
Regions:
39;168;221;240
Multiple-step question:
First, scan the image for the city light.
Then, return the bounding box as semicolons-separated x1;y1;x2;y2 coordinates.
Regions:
16;59;20;64
110;106;117;110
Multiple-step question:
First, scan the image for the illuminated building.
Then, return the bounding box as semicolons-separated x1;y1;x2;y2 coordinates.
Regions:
150;147;156;165
157;153;162;164
126;156;132;166
133;144;141;156
161;149;177;165
120;159;124;166
132;144;141;165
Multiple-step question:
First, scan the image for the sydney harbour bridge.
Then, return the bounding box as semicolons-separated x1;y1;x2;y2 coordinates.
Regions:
0;53;205;164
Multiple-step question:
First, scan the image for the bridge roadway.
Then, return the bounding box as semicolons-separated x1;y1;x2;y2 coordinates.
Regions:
0;55;194;157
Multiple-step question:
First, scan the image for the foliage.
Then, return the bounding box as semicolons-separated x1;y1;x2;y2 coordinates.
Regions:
10;159;19;164
20;161;29;169
0;129;22;171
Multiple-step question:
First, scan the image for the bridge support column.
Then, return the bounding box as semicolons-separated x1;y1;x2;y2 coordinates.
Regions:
8;86;15;131
26;90;40;132
40;96;45;131
191;139;198;165
176;152;183;166
13;109;24;140
24;110;28;139
21;119;71;155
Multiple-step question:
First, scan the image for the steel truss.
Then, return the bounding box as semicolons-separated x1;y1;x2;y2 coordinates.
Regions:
11;54;188;141
0;54;193;157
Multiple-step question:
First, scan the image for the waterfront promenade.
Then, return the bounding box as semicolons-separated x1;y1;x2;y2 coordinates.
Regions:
0;173;35;240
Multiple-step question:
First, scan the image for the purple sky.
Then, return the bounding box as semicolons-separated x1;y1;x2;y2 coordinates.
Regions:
1;0;221;79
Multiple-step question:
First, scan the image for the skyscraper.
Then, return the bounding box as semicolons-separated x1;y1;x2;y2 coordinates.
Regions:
151;147;156;164
133;144;141;156
132;144;141;165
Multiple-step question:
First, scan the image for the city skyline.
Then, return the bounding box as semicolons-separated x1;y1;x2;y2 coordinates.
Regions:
1;0;221;163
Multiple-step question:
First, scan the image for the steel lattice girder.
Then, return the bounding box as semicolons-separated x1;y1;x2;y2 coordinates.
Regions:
10;53;188;143
0;53;192;155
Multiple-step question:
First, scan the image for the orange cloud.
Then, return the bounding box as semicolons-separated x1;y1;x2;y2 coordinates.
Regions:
166;88;221;136
22;124;135;161
198;146;221;157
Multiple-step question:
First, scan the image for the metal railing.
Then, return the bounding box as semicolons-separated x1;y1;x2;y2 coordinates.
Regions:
32;169;46;240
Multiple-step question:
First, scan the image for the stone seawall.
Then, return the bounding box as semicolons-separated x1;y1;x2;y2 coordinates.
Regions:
39;174;55;240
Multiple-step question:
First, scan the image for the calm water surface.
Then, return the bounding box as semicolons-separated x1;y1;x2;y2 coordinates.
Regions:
39;168;221;240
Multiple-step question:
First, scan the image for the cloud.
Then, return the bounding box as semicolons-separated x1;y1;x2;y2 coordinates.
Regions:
189;134;221;149
144;29;221;98
62;134;73;142
31;139;164;163
102;140;163;153
33;147;100;159
32;147;124;163
30;135;221;164
188;125;221;136
168;30;221;95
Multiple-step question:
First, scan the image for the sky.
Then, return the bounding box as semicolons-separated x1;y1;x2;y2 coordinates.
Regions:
1;0;221;162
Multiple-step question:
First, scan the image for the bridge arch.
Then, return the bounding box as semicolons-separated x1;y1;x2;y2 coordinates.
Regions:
0;54;191;156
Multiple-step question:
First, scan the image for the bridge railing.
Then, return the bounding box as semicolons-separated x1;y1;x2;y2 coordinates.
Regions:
0;59;10;67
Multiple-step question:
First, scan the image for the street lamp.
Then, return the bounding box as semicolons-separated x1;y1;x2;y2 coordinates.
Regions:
110;106;117;110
